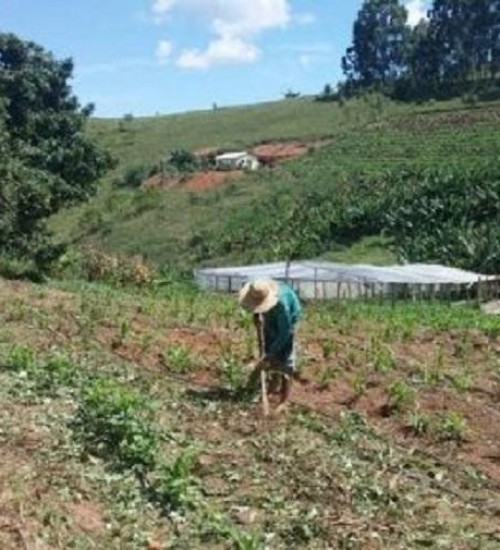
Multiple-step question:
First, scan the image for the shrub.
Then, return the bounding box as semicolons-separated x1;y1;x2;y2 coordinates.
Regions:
168;149;199;173
0;256;45;282
56;246;155;286
114;164;149;188
73;377;158;472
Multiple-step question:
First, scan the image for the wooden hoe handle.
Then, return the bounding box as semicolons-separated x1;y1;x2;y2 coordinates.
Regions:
255;315;269;417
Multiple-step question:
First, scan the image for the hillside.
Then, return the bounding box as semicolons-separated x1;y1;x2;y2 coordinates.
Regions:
88;96;407;167
51;96;500;271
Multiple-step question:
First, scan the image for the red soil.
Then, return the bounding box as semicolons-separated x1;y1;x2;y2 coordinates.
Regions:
184;170;241;191
252;141;309;164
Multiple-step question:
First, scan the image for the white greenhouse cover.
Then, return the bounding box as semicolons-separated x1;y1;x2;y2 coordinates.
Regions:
196;261;491;286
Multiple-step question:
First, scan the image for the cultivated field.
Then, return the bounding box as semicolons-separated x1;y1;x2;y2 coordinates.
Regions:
1;278;499;548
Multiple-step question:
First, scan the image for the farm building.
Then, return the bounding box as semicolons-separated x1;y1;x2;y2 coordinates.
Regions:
215;151;260;171
196;261;499;302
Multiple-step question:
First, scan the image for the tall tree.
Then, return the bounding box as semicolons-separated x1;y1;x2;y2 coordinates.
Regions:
402;19;441;96
428;0;500;83
342;0;410;90
0;33;114;266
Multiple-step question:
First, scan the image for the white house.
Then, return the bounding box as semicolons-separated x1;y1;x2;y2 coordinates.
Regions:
215;151;260;171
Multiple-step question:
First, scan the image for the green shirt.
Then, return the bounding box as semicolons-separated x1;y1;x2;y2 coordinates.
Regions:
263;282;302;360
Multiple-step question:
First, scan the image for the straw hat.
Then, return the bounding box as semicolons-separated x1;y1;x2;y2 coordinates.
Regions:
239;279;279;314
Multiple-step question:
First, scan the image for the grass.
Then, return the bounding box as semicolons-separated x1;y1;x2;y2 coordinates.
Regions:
0;276;499;548
88;96;406;168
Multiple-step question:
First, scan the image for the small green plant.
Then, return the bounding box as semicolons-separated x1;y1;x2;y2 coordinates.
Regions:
140;333;155;353
366;337;396;373
317;365;337;389
330;410;369;444
387;381;415;413
73;377;158;473
163;344;195;374
436;411;467;442
208;513;263;550
434;346;446;371
154;448;201;513
453;333;472;359
352;373;367;397
219;356;246;391
112;319;131;348
422;365;443;388
286;508;325;544
407;410;431;436
236;309;253;330
448;370;473;393
243;332;255;361
321;340;336;360
2;344;36;372
35;354;78;392
346;349;359;368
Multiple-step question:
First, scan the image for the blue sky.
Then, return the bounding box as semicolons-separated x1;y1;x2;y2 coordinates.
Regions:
0;0;428;117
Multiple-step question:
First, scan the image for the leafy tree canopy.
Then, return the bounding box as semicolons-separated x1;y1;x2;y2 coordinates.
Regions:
0;33;114;267
342;0;409;90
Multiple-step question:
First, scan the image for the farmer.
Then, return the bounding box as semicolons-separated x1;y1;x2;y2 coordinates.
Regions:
239;278;302;412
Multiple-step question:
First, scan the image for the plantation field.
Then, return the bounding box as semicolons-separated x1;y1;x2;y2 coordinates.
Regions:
52;97;500;270
1;278;499;548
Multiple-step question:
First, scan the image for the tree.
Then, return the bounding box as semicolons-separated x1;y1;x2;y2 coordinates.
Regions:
397;19;441;99
428;1;499;84
342;0;409;91
0;33;114;267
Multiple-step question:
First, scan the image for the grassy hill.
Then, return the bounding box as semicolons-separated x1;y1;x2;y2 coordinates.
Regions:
88;96;407;167
51;95;500;271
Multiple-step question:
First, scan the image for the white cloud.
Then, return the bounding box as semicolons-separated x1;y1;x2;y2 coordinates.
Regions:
405;0;428;27
152;0;290;34
152;0;176;22
152;0;292;69
177;35;259;69
156;40;173;64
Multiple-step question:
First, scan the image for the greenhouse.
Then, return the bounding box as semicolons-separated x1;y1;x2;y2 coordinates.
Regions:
195;261;498;301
